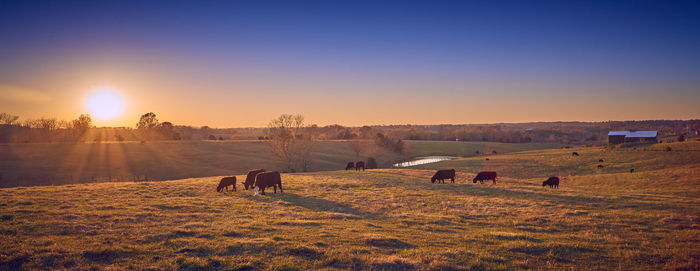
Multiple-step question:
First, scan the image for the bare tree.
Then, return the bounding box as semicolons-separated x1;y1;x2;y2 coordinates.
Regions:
57;120;72;129
72;114;92;130
0;113;19;125
70;114;93;141
35;118;58;130
350;139;364;157
266;114;315;172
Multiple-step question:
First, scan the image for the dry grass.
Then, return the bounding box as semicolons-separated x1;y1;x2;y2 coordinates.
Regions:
0;142;698;270
0;140;560;187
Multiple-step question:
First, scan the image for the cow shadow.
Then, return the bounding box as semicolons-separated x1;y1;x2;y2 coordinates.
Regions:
246;192;373;218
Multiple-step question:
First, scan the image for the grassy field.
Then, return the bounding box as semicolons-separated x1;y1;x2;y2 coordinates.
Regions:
0;140;561;187
0;142;698;270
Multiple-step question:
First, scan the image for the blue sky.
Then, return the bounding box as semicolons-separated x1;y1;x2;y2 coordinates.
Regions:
1;0;699;126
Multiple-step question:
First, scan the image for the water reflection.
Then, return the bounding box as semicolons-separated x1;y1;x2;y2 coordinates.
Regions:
393;156;457;168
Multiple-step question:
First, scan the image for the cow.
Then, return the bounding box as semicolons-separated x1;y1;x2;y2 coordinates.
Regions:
243;169;265;190
572;152;579;156
355;161;365;171
542;177;559;188
431;169;455;184
485;158;490;161
630;168;635;173
597;165;605;168
345;162;355;170
254;171;283;195
598;159;604;162
216;176;237;192
473;171;497;184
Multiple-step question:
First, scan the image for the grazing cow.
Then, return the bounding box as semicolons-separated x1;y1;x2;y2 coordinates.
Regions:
254;171;283;195
597;165;605;168
216;176;237;192
355;161;365;171
243;169;265;190
572;152;579;156
630;168;635;173
431;169;455;184
345;162;355;170
485;158;490;161
473;171;497;184
598;159;604;162
542;177;559;188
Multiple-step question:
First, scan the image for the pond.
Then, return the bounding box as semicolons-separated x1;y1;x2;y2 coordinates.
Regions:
393;156;457;168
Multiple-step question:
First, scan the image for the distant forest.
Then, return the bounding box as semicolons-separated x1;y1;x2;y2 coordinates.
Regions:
1;112;698;145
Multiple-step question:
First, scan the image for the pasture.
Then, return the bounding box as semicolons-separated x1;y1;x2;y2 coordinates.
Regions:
0;142;698;270
0;140;561;187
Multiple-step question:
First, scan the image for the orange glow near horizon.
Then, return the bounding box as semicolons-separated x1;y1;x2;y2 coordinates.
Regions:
85;87;126;125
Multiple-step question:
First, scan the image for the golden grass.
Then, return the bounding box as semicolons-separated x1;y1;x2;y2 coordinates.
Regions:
0;142;698;270
0;140;561;187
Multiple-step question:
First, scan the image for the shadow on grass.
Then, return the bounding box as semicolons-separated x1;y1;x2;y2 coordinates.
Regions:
508;244;597;258
365;237;415;249
246;192;373;218
422;181;689;212
82;249;132;263
490;233;543;243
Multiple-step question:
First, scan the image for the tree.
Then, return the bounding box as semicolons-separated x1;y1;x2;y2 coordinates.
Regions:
358;126;373;139
72;114;92;130
374;132;404;153
137;112;159;129
266;114;315;172
159;121;175;140
350;139;364;157
366;157;377;169
0;113;19;125
35;118;58;130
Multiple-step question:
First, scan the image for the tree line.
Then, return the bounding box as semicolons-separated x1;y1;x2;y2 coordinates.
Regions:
2;111;697;145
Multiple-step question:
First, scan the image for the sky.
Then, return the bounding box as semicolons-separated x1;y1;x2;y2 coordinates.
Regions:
1;0;699;127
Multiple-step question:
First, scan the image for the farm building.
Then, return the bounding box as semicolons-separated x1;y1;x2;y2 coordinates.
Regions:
608;131;658;144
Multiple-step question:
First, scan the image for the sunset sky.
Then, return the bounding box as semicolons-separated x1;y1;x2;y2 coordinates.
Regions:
1;0;699;127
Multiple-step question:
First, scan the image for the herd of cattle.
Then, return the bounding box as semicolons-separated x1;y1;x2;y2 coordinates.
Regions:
430;169;559;188
573;151;635;173
216;151;640;194
345;161;365;171
217;166;560;196
216;169;282;195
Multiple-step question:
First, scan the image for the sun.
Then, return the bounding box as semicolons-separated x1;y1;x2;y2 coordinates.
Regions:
86;88;125;121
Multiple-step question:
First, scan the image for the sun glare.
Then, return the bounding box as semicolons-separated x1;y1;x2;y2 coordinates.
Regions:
86;89;125;121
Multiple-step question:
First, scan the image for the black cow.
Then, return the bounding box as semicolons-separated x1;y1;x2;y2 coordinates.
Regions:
355;161;365;171
243;169;265;190
485;158;490;161
630;168;635;173
254;171;283;195
431;169;455;184
597;165;605;168
542;177;559;188
217;176;236;192
473;171;497;184
598;159;604;162
345;162;355;170
572;152;579;156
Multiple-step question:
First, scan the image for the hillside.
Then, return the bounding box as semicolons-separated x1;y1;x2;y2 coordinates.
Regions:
0;140;560;187
0;143;698;270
